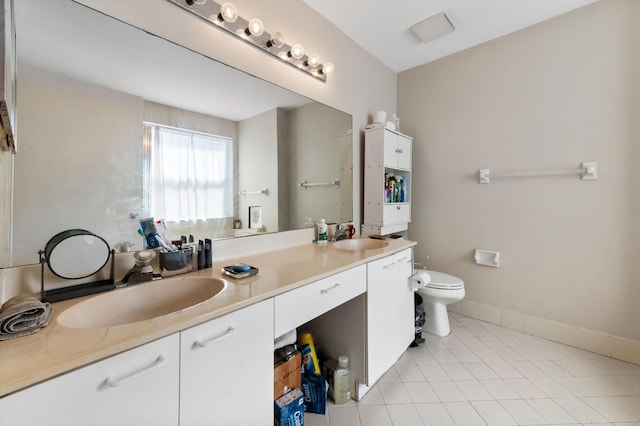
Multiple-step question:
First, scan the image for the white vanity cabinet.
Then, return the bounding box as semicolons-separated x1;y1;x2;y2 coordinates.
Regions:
179;299;273;426
0;334;180;426
363;127;412;235
366;248;414;384
300;248;414;398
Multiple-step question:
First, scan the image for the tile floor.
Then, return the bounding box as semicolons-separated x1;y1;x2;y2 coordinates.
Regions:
304;313;640;426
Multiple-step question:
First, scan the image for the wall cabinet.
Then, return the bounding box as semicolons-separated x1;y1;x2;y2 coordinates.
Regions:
366;248;414;384
0;334;180;426
363;127;412;235
180;299;273;426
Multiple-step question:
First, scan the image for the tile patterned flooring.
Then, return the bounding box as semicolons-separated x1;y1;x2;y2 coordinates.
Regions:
304;313;640;426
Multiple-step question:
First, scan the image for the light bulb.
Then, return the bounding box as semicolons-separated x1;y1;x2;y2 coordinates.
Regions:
289;43;304;60
306;53;320;68
246;18;264;37
267;32;285;48
322;62;334;74
219;2;238;23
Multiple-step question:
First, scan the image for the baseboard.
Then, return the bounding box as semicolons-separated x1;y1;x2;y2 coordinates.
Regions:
448;299;640;366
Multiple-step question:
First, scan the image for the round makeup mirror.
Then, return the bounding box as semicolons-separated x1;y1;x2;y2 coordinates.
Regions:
44;229;111;279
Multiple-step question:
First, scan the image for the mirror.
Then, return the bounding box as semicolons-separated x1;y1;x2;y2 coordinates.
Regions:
9;0;353;267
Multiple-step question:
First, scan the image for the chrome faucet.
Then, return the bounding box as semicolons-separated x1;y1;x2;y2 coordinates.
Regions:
332;223;355;241
332;227;348;241
120;250;156;285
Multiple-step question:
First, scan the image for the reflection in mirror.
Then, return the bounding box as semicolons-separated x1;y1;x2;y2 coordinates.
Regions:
10;0;353;267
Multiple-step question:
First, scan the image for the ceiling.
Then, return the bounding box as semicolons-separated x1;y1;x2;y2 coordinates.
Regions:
303;0;599;73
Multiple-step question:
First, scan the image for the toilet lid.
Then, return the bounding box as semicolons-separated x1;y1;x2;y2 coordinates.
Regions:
425;270;464;290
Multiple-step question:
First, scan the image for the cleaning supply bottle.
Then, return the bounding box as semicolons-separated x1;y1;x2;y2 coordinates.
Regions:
333;355;351;404
401;176;408;202
317;218;328;244
298;332;321;375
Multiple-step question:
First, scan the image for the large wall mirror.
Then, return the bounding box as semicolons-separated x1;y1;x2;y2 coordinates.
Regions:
9;0;353;267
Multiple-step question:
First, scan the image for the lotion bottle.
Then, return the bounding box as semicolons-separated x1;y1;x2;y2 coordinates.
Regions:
317;218;328;244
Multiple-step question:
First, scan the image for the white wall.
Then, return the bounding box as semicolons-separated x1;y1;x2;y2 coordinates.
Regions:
238;109;279;232
287;103;351;228
13;65;144;265
399;0;639;342
74;0;399;231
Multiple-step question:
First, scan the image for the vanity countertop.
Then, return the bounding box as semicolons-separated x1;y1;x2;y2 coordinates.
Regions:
0;238;416;397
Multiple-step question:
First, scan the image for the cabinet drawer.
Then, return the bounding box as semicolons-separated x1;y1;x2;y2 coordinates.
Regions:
383;203;411;225
274;265;366;337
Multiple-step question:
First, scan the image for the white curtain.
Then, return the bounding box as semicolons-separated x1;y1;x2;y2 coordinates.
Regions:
143;124;233;223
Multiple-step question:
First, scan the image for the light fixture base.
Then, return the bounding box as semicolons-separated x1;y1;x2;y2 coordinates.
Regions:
167;0;329;82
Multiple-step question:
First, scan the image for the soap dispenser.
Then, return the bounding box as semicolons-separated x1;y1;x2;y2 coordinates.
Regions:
317;219;328;244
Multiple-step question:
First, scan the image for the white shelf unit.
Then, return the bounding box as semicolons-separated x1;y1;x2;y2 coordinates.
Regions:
363;127;412;236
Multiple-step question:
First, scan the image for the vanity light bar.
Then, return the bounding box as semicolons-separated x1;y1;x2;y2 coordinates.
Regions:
166;0;334;83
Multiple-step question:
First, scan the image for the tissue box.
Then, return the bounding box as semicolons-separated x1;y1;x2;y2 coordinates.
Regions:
274;388;304;426
274;350;302;400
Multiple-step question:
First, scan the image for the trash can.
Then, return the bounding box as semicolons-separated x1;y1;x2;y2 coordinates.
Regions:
410;292;426;347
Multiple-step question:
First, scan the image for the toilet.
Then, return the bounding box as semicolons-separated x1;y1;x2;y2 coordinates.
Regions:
410;270;465;337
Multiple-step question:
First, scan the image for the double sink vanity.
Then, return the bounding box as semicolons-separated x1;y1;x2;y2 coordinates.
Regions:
0;235;416;425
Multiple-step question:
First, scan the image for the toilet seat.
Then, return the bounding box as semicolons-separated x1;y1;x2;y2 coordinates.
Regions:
425;270;464;291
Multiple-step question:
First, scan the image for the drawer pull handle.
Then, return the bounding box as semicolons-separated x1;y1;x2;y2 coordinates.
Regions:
398;256;409;263
105;355;166;387
320;283;340;294
195;326;236;348
383;261;397;269
396;206;401;210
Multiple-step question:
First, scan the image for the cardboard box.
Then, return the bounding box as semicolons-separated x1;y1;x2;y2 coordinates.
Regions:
274;388;304;426
274;350;302;400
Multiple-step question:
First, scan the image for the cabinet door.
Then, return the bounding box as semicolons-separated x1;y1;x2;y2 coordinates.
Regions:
396;135;412;170
180;299;274;426
0;335;179;426
366;249;414;384
382;130;399;168
382;203;411;225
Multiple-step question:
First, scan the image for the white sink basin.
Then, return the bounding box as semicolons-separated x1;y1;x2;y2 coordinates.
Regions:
333;239;389;251
57;277;226;329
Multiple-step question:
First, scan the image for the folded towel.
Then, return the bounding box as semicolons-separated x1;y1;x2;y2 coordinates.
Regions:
0;294;53;341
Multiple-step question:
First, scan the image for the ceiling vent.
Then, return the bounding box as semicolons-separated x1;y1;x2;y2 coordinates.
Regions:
410;11;455;44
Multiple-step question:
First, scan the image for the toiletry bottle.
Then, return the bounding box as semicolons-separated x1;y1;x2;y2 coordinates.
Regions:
384;173;390;202
317;219;328;244
388;176;397;203
333;355;351;404
401;177;408;202
204;238;212;268
304;217;314;228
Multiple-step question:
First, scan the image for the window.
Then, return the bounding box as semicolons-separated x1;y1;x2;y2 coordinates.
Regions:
143;124;233;223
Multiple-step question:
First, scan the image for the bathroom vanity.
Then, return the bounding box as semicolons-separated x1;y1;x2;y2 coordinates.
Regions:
0;237;415;425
